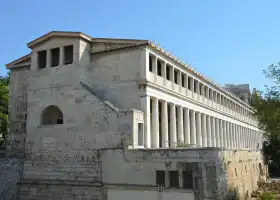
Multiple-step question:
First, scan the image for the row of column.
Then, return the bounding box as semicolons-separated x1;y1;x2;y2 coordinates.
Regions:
45;47;65;68
149;54;254;124
142;95;262;149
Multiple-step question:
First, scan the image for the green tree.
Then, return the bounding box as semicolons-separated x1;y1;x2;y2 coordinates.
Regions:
250;63;280;176
0;72;9;149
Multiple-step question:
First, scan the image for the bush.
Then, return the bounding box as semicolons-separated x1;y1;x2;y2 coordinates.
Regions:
260;192;276;200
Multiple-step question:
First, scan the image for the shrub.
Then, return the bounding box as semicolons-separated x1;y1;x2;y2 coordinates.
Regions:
260;192;276;200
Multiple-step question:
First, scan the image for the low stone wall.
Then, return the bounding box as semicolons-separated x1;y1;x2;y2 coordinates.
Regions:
258;180;280;192
222;150;266;199
0;152;24;200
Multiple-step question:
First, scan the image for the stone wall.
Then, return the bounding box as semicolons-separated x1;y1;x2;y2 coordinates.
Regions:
0;154;24;200
7;66;29;154
222;150;265;199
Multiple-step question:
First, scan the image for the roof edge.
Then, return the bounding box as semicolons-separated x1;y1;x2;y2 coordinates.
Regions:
5;53;31;69
146;42;252;108
27;31;92;49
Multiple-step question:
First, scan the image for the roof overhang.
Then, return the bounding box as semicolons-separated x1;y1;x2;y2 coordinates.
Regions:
5;53;31;69
27;31;92;49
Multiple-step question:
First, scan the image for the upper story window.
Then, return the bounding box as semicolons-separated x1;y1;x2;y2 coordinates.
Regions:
64;45;73;65
51;48;60;67
194;80;198;93
38;50;47;69
37;45;74;69
149;54;154;72
174;69;178;84
181;73;185;87
199;83;203;96
166;65;171;80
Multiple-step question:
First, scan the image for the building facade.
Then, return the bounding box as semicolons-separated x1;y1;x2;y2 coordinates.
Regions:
224;84;251;103
4;31;267;200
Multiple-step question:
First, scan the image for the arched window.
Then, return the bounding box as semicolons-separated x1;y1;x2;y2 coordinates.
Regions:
41;105;63;125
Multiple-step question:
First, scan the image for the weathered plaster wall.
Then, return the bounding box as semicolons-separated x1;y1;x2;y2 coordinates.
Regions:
7;66;29;154
88;47;144;110
107;188;195;200
222;150;265;199
20;184;102;200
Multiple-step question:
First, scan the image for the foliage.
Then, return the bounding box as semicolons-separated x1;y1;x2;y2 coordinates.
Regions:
259;192;276;200
0;72;9;149
250;63;280;176
176;141;191;147
250;63;280;138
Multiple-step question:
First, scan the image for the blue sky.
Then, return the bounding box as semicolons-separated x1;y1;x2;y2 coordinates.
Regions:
1;0;279;91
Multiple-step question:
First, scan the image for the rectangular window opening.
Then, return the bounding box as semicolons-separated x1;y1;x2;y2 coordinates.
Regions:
166;65;171;80
51;48;60;67
181;74;185;87
188;77;191;90
194;80;197;93
169;171;179;188
138;123;144;146
149;55;153;72
156;170;165;187
199;84;203;95
183;170;193;189
174;70;178;84
64;45;73;65
38;50;47;69
157;60;162;76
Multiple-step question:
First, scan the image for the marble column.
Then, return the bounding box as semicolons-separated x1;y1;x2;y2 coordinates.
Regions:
161;100;168;148
190;78;194;98
206;115;212;147
201;113;207;147
230;123;234;148
197;82;200;101
244;128;247;148
211;117;216;147
240;126;244;148
59;46;64;65
162;62;167;87
196;112;202;146
184;108;191;145
170;103;177;147
234;124;238;149
46;49;51;67
142;95;151;148
190;110;196;145
151;98;159;148
242;127;245;148
250;129;254;149
177;106;184;144
254;131;258;149
248;129;252;149
219;119;224;147
237;125;241;149
216;118;220;147
225;121;230;148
